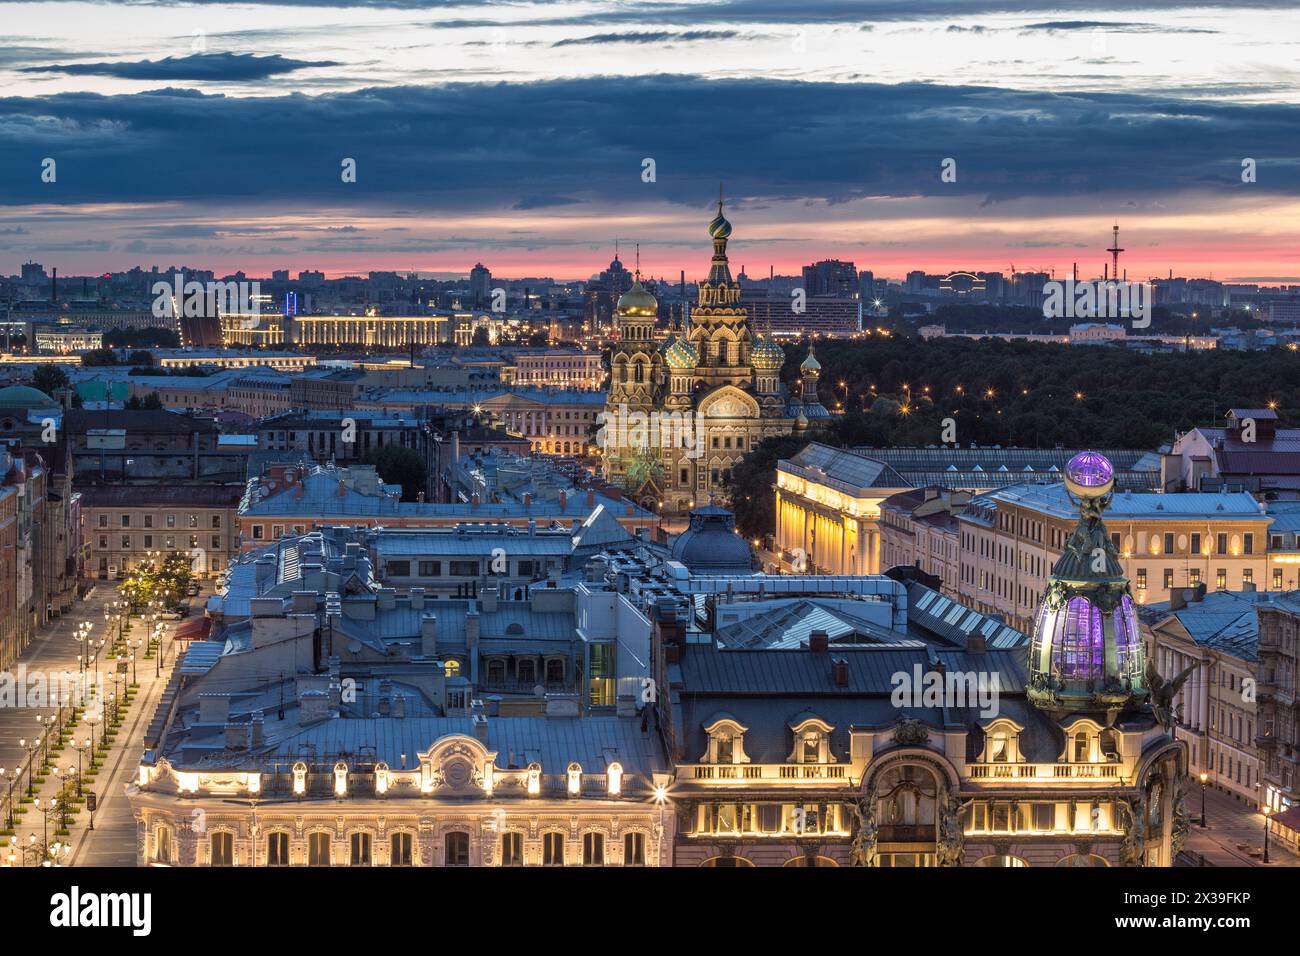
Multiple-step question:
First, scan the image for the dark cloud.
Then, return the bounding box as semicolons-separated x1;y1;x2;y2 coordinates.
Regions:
21;52;337;81
0;75;1295;212
1020;20;1217;33
552;30;745;47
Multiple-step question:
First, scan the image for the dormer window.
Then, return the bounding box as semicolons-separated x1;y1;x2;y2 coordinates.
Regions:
979;719;1025;764
701;717;750;764
787;716;836;764
1060;718;1106;763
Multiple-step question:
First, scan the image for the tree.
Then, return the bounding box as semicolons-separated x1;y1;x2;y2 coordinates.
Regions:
471;326;491;347
126;350;155;367
365;445;428;502
80;348;119;367
31;363;70;396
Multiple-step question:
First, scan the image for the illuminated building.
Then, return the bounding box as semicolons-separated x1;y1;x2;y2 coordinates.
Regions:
602;199;818;513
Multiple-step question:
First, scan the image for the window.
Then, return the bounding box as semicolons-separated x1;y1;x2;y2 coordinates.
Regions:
99;536;108;549
121;535;131;550
1136;569;1147;590
1216;533;1227;555
144;514;153;529
1217;568;1227;589
542;832;564;866
252;525;264;540
212;536;220;550
445;831;469;866
350;832;371;866
1163;533;1174;555
210;832;233;867
390;832;413;866
121;514;131;528
449;560;478;577
308;832;331;866
98;514;107;528
387;560;411;577
419;560;441;577
546;659;565;684
623;832;645;866
167;514;176;529
1244;533;1254;555
589;642;614;708
143;535;153;549
155;826;172;863
1274;569;1284;590
1163;569;1174;589
582;832;605;866
1243;569;1253;586
500;832;523;866
267;832;290;866
212;515;221;529
1032;803;1055;831
188;514;198;528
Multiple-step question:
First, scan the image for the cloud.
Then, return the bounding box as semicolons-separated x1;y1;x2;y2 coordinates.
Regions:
0;75;1295;214
21;52;337;81
552;30;746;47
1020;20;1218;33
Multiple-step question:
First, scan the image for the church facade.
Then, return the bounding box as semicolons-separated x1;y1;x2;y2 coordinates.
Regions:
600;199;825;515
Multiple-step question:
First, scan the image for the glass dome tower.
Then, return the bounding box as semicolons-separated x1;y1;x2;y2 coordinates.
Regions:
1027;452;1148;717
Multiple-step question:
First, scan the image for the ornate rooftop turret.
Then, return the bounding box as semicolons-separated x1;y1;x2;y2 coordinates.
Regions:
1027;451;1148;719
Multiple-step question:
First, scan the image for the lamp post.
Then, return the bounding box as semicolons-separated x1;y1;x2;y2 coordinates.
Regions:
1263;805;1272;864
18;738;38;796
129;639;140;684
74;738;90;796
1;768;13;828
1199;772;1208;827
33;797;57;849
5;835;15;868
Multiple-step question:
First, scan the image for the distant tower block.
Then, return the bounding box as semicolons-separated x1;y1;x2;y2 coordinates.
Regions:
1107;223;1125;282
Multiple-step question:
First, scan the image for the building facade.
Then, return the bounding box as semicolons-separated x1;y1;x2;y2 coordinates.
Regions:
602;199;819;514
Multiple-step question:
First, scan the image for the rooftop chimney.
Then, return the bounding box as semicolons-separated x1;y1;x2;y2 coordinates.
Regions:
421;612;438;657
587;489;596;509
831;658;849;687
250;711;265;748
559;490;567;511
224;723;248;750
809;630;829;653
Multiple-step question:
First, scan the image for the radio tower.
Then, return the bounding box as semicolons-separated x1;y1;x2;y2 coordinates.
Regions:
1107;223;1124;281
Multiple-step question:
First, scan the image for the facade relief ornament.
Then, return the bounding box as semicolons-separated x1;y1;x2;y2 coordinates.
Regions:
892;717;930;747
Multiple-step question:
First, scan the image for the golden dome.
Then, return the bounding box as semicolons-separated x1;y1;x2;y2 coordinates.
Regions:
616;277;658;317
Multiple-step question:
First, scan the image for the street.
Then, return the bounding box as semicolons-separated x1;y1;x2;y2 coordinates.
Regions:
1183;780;1299;867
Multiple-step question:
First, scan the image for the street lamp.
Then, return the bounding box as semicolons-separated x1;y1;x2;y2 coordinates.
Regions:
1263;805;1272;864
1199;772;1208;827
0;768;13;828
74;738;90;796
32;796;57;849
18;738;38;796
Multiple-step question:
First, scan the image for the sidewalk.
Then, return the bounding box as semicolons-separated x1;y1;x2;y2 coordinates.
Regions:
1;584;184;867
1183;782;1300;867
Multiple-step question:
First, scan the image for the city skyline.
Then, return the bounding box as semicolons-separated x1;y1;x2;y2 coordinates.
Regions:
1;1;1299;280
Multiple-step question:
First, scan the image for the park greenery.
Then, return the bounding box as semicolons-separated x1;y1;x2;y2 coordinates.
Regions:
118;552;194;611
724;335;1299;540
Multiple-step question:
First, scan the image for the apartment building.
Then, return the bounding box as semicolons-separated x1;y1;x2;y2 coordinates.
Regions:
80;484;244;580
956;484;1271;633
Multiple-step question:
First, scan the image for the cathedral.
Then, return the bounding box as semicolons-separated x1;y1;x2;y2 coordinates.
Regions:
602;197;826;514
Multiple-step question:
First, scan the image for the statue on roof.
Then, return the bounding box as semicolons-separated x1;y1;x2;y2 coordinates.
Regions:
1146;657;1199;736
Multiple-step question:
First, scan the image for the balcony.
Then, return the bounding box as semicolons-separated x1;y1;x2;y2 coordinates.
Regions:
878;825;935;844
968;761;1121;781
684;763;850;785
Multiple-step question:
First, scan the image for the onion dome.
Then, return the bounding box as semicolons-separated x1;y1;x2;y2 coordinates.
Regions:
750;336;785;371
707;202;732;240
1027;451;1147;717
616;277;658;318
794;410;809;430
800;346;821;373
662;335;699;370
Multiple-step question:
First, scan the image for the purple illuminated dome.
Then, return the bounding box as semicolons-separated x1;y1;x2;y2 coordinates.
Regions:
1065;451;1114;499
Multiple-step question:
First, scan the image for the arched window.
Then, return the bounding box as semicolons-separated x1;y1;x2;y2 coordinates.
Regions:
542;832;565;866
210;831;233;867
154;825;172;864
784;856;839;867
266;832;290;866
623;832;645;866
975;854;1028;867
350;832;371;866
1056;853;1109;867
445;831;470;866
390;832;413;866
701;856;754;867
308;832;331;866
582;832;605;866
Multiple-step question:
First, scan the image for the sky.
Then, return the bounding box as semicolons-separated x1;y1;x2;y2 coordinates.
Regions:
1;0;1298;282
